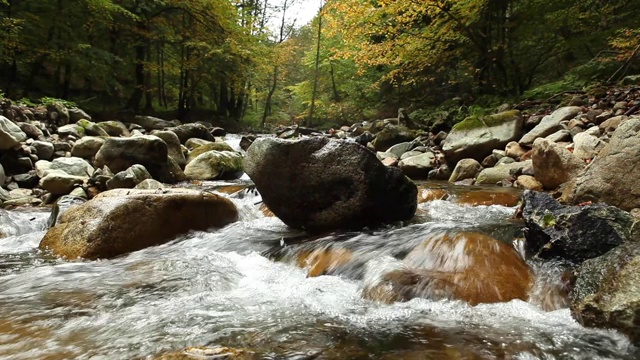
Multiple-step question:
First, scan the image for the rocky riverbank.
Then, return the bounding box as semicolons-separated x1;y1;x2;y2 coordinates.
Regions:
1;82;640;347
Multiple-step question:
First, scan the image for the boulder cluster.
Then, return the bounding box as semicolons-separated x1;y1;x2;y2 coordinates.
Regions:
0;99;241;208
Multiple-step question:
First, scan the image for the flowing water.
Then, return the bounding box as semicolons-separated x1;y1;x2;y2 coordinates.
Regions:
0;179;638;359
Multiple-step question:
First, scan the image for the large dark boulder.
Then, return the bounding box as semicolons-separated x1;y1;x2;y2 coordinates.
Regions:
522;191;635;263
571;240;640;344
39;188;238;259
244;137;417;231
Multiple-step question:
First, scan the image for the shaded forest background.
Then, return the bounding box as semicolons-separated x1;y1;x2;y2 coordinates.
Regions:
1;0;639;130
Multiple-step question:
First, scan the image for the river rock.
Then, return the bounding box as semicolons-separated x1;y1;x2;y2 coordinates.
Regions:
68;108;91;123
39;171;87;195
570;240;640;344
398;152;436;178
93;135;169;181
0;115;27;149
362;232;532;305
96;121;130;137
77;119;109;137
18;122;45;140
71;136;105;159
531;138;585;190
572;132;605;161
519;106;581;146
545;129;571;143
106;164;152;189
47;102;69;125
187;142;234;163
442;110;523;164
244;137;417;231
57;123;84;138
0;164;4;187
448;158;482;182
562;118;640;211
131;115;175;130
387;142;413;158
47;195;87;228
134;179;165;190
50;157;94;177
505;141;528;160
475;160;530;185
185;138;213;149
32;140;55;160
371;125;417;152
152;130;186;167
170;123;214;144
184;151;243;180
521;191;635;263
39;188;238;259
515;175;543;191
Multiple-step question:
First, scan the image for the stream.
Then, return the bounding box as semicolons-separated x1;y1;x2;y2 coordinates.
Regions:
0;135;637;359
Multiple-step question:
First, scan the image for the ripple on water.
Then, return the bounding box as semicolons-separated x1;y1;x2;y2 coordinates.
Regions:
0;192;637;359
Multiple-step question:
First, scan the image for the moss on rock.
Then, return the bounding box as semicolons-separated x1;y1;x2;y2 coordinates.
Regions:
452;110;521;132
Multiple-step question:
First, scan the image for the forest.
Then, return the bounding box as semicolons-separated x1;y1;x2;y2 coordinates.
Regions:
0;0;639;130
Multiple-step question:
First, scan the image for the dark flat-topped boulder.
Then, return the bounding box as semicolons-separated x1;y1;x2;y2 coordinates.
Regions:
244;137;417;231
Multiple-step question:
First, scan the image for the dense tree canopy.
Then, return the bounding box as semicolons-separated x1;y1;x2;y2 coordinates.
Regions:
1;0;638;128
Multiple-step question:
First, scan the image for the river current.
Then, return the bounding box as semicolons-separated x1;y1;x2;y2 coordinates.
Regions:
0;136;636;359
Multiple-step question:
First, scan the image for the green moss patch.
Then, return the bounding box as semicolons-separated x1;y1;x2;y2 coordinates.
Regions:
452;110;521;132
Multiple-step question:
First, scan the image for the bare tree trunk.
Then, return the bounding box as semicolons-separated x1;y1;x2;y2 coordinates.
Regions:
307;2;323;128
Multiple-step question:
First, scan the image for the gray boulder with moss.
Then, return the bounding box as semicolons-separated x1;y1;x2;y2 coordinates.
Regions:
184;150;243;180
442;110;523;165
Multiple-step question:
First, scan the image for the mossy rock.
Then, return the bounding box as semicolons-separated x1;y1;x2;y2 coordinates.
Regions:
187;142;234;163
452;110;521;132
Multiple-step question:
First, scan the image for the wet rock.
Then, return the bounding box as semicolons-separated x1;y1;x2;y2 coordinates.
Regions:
571;240;640;344
296;248;353;277
71;136;105;159
371;125;417;152
454;190;521;207
13;172;38;188
442;110;523;164
187;142;234;163
521;191;635;263
131;115;175;131
531;138;585;190
398;152;436;179
210;127;226;137
184;150;243;180
519;106;582;146
448;158;482;182
40;188;238;259
416;187;449;203
47;195;87;228
106;164;152;189
475;160;530;185
562;118;640;211
362;232;533;305
244;137;417;231
0;115;27;149
151;130;186;167
32;140;54;160
96;121;130;137
94;136;170;181
170;123;215;144
154;346;255;360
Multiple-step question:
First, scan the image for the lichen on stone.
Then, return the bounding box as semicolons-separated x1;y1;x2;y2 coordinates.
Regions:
452;110;521;132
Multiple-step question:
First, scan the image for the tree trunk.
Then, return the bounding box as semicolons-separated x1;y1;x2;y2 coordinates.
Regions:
307;5;323;128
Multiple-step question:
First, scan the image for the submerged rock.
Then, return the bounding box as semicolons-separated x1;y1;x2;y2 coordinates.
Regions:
40;188;238;259
244;137;417;231
571;240;640;344
362;232;533;305
521;191;635;263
